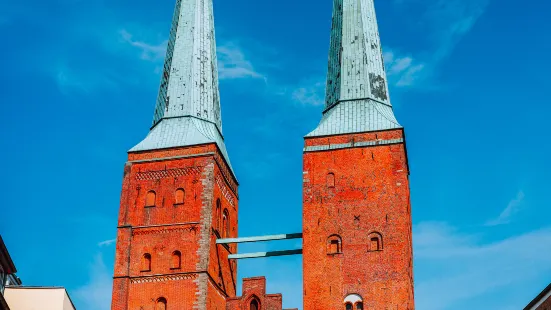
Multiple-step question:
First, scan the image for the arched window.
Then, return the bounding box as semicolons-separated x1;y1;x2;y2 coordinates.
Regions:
368;232;383;252
250;298;259;310
344;294;363;310
171;251;181;269
327;235;342;254
145;191;156;207
156;297;167;310
142;253;152;271
174;188;185;205
222;209;230;238
215;199;222;232
327;172;335;188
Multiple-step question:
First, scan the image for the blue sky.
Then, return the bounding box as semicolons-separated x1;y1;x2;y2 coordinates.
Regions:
1;0;550;309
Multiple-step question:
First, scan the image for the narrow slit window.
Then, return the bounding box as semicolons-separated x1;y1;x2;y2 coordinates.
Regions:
156;297;167;310
145;191;156;207
222;209;230;238
142;253;152;271
327;235;342;254
368;232;383;252
174;188;185;205
216;199;222;232
171;251;181;269
327;173;335;188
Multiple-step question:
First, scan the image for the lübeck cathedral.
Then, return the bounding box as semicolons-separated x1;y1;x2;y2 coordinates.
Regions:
110;0;415;309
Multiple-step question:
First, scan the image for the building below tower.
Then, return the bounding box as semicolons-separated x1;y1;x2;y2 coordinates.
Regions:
1;236;75;310
524;282;551;310
227;277;297;310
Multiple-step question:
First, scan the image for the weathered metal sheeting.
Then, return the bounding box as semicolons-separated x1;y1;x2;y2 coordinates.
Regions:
228;249;303;260
307;99;401;137
308;0;401;137
152;0;222;130
216;233;303;244
130;0;234;174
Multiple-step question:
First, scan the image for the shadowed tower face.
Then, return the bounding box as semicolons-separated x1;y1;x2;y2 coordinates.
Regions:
111;0;239;309
302;0;415;309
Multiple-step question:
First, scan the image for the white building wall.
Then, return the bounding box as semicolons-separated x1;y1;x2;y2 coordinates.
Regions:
4;287;76;310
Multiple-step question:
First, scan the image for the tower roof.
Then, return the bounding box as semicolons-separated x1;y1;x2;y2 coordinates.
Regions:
130;0;234;174
307;0;401;137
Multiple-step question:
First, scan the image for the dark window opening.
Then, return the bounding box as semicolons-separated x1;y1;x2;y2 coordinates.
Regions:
368;232;383;252
142;253;152;272
327;235;342;254
250;299;259;310
327;173;336;188
223;209;230;238
171;251;181;269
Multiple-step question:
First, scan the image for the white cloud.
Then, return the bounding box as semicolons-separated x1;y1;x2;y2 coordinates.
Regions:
384;50;426;87
425;0;490;60
291;79;325;106
485;191;525;226
217;42;264;80
414;222;551;309
387;0;490;89
98;239;116;247
119;29;167;62
73;254;112;310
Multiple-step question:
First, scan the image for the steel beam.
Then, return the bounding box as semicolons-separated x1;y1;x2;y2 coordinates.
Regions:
228;249;303;260
216;233;302;245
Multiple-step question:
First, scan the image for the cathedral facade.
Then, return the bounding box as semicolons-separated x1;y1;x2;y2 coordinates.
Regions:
110;0;414;309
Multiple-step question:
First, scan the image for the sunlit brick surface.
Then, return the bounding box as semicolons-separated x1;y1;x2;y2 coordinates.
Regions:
226;277;289;310
111;145;238;309
302;129;415;309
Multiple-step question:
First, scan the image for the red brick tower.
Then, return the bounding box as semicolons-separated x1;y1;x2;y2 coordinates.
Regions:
111;0;239;309
302;0;415;309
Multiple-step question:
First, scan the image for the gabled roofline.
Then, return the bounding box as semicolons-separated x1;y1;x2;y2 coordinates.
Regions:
524;282;551;310
0;236;17;274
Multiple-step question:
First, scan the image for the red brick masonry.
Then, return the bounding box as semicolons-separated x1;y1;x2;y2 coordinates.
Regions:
111;144;238;310
302;129;415;309
524;283;551;310
227;277;296;310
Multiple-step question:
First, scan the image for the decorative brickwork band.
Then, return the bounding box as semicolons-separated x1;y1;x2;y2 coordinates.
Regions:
135;166;203;181
304;138;404;152
216;175;236;207
132;224;199;236
130;273;198;284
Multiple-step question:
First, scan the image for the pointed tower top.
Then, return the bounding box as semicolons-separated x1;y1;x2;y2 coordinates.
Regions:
307;0;402;137
130;0;234;174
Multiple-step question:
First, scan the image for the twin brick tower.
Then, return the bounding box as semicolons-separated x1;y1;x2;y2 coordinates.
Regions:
111;0;415;309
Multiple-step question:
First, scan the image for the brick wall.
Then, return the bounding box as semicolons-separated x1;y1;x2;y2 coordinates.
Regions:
302;129;415;309
536;297;551;310
525;284;551;310
226;277;286;310
111;144;238;310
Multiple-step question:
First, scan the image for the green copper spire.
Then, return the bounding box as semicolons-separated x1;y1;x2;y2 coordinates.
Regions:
307;0;401;137
130;0;234;175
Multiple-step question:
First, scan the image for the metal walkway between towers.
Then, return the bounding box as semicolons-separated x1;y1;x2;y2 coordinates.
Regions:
217;233;303;260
